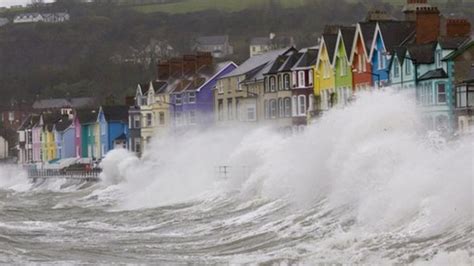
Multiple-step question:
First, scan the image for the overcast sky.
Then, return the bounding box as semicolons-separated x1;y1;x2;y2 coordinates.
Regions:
0;0;54;8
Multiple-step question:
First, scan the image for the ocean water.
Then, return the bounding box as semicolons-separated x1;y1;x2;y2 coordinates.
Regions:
0;90;472;264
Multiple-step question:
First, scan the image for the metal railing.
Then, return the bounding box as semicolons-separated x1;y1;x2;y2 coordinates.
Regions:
27;169;101;182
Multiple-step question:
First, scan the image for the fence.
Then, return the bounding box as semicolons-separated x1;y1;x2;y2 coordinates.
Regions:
27;169;101;182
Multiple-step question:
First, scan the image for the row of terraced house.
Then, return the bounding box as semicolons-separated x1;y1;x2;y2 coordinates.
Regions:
15;0;474;164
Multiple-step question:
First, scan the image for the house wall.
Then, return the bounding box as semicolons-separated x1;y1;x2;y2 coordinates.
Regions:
61;127;76;159
334;41;353;106
371;35;389;86
315;43;336;110
0;137;8;159
351;36;373;91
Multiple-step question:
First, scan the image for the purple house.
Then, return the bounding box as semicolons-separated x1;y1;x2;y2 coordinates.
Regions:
170;61;237;130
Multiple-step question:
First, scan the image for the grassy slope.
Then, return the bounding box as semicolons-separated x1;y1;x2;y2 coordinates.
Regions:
133;0;449;14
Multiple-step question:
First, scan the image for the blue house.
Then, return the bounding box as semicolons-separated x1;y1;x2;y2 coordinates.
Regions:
98;106;129;158
55;116;76;159
170;61;237;130
370;21;415;87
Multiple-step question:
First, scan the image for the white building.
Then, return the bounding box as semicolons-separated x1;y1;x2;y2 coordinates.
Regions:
13;13;43;24
13;12;70;24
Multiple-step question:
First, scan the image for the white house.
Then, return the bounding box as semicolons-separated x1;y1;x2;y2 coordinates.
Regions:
13;13;44;24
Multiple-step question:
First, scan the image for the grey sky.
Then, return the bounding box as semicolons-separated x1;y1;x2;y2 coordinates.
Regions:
0;0;54;8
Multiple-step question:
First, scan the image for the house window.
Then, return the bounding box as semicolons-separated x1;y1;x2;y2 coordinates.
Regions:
377;50;383;70
175;94;182;105
134;138;141;153
308;70;313;85
218;99;224;121
284;97;291;117
146;113;153;127
189;111;196;124
188;92;196;103
405;61;411;75
362;55;367;72
292;96;297;116
8;112;14;121
284;74;290;90
217;81;224;94
246;105;256;121
237;76;243;91
159;112;165;125
264;100;269;119
270;99;277;119
134;115;140;128
278;75;283;91
435;50;442;68
298;71;305;87
298;95;306;116
323;61;331;78
393;57;400;78
270;77;276;92
340;58;347;76
292;72;297;87
227;98;233;120
278;98;284;118
437;83;446;104
101;123;106;135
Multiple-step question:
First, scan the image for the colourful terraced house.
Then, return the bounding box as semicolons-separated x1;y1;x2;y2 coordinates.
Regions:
77;109;99;159
333;26;355;106
369;21;415;88
314;32;337;110
97;106;129;158
350;22;376;91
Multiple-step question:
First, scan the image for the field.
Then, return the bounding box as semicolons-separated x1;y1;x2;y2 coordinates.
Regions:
133;0;451;14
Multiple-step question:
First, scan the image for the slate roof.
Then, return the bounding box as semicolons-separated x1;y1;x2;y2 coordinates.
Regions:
196;35;229;46
55;117;73;132
42;112;63;131
323;34;338;62
438;36;470;50
18;114;40;130
407;42;437;64
76;109;98;124
378;21;415;52
267;55;289;74
69;97;96;108
280;52;303;71
418;69;448;81
359;22;377;55
241;63;271;84
152;81;168;94
114;133;127;141
391;46;408;65
221;48;293;79
340;26;356;52
102;106;128;123
294;49;318;69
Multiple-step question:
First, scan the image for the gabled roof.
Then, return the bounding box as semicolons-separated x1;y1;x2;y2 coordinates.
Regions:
138;82;150;95
340;26;356;57
194;61;237;92
418;69;448;81
359;22;377;56
196;35;229;46
266;55;290;74
102;106;128;123
370;21;415;60
281;52;303;71
220;47;295;79
42;112;63;131
32;97;96;110
152;81;168;94
323;34;338;63
407;42;437;64
241;63;271;84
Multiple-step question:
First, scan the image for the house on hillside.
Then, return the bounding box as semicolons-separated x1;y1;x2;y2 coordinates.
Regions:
42;12;70;23
13;13;43;23
32;97;96;113
13;12;70;24
193;35;233;58
249;33;295;57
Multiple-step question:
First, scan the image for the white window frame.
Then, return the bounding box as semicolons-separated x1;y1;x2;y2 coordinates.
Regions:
298;95;306;116
188;92;196;103
437;83;446;104
298;71;305;87
278;98;284;118
270;77;276;92
270;99;277;119
175;94;182;105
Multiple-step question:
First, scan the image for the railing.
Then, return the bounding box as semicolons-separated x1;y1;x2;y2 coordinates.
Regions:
27;169;101;182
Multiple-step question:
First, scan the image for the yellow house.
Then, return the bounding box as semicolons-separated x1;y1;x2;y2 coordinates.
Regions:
40;113;58;162
314;33;338;111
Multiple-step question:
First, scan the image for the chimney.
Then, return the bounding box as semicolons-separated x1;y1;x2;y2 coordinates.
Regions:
446;19;471;38
196;52;213;69
403;0;430;21
183;55;197;75
415;6;440;44
169;58;184;78
157;60;170;80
